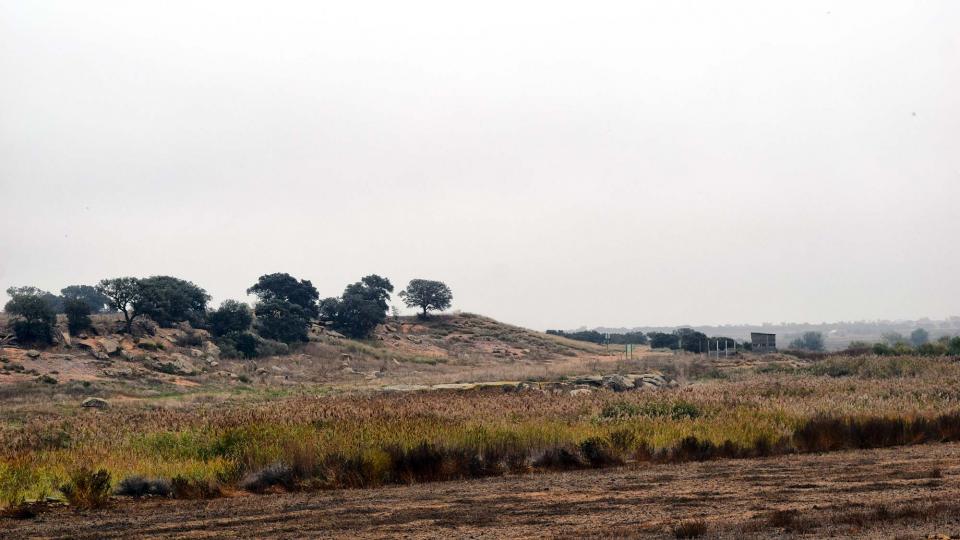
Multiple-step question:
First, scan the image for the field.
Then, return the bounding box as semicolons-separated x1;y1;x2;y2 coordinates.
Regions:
2;314;960;538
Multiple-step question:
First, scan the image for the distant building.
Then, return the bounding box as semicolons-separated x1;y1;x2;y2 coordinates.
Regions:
751;332;777;353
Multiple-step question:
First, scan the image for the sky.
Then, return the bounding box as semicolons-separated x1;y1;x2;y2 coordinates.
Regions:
1;1;958;331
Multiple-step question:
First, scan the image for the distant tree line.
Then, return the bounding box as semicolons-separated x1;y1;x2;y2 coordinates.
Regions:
2;275;453;358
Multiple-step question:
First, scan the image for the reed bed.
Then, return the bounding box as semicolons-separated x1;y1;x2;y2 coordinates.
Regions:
2;355;960;507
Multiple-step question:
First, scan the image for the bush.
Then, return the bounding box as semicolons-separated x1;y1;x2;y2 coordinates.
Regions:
216;332;289;359
115;475;171;498
4;295;56;345
64;298;93;334
217;332;259;359
60;468;112;510
170;475;221;499
579;437;623;468
673;520;707;538
533;446;587;470
239;463;297;493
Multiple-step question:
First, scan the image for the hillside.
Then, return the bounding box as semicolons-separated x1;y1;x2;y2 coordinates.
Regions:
0;312;626;399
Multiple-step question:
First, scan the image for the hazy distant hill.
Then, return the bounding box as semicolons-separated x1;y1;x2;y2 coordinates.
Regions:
584;317;960;351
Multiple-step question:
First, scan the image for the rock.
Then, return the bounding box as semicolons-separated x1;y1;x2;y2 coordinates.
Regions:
602;374;631;392
203;341;221;358
26;349;41;358
256;367;268;375
383;384;430;392
189;348;204;358
76;339;101;352
384;324;397;332
98;338;119;355
340;353;352;361
92;351;110;360
81;397;109;409
407;336;422;344
327;330;346;339
573;375;604;387
209;361;219;367
570;388;593;396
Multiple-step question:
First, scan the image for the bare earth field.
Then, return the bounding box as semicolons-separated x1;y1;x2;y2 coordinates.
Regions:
5;442;960;539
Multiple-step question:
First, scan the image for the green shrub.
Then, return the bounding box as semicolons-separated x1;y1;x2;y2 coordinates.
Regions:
5;295;56;345
64;298;93;334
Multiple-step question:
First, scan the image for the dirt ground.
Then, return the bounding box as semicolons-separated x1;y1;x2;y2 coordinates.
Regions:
6;442;960;539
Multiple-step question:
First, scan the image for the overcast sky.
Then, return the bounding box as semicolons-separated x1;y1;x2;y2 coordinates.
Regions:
1;1;958;330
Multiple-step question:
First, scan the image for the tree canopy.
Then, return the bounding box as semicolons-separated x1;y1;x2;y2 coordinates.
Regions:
61;285;111;313
398;279;452;317
247;273;319;318
96;277;143;333
133;276;210;328
208;300;253;337
321;275;394;338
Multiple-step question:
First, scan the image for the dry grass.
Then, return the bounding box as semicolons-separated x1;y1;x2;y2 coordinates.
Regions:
2;355;960;510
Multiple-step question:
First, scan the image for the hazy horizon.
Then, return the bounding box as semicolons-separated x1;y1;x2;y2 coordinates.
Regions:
2;1;959;331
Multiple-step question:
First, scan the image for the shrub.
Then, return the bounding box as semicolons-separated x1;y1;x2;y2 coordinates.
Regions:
59;468;112;510
4;295;56;345
170;475;221;499
64;298;93;334
533;446;586;470
579;437;623;468
239;463;297;493
115;475;171;498
217;332;260;359
673;520;707;538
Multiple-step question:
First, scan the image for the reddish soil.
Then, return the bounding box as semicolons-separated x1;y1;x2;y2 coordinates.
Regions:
6;442;960;539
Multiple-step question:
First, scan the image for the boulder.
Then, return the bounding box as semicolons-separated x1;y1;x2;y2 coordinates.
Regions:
189;348;204;358
98;338;119;355
76;339;101;352
602;374;631;392
326;330;346;339
26;349;41;358
203;341;221;358
570;388;593;396
573;375;604;387
81;397;109;409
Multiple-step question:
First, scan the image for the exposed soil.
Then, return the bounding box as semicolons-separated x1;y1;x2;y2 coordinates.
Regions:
6;442;960;539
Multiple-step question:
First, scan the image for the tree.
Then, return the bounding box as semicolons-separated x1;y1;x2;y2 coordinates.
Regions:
61;285;111;313
789;331;825;351
134;276;210;328
674;328;708;352
96;277;143;334
208;300;253;337
320;275;394;338
647;332;680;349
4;294;56;344
247;273;319;318
64;298;93;334
881;332;906;346
254;297;312;344
910;328;930;348
398;279;452;318
5;286;63;313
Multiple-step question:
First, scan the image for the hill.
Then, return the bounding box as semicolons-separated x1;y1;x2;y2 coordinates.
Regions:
0;312;624;398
